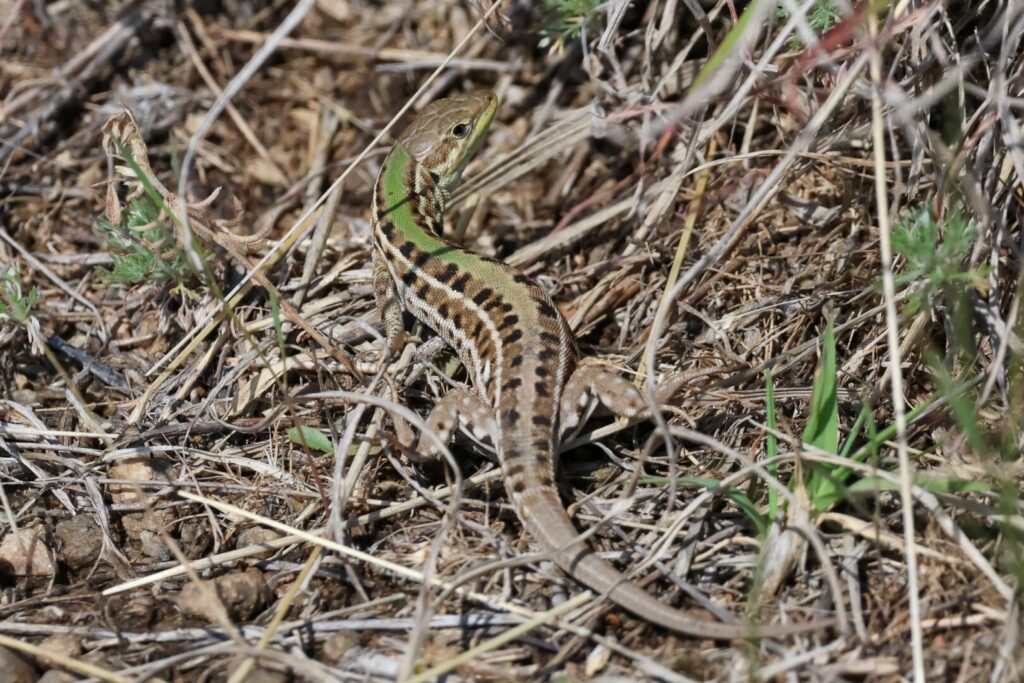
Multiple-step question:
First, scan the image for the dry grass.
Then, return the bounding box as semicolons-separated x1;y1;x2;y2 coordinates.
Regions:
1;0;1022;680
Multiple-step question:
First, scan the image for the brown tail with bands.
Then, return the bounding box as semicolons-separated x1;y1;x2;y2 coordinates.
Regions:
514;486;832;640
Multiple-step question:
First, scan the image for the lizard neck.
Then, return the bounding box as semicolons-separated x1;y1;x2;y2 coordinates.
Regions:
374;143;447;244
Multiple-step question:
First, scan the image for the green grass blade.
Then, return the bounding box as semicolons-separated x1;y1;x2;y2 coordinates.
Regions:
803;319;839;453
689;0;770;92
269;289;286;352
802;319;841;512
288;425;334;455
928;350;987;454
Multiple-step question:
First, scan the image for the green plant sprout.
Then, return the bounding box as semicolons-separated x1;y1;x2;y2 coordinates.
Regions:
0;266;39;325
94;194;210;296
96;136;214;298
891;206;989;315
788;320;985;513
776;1;842;49
539;0;603;52
800;319;841;512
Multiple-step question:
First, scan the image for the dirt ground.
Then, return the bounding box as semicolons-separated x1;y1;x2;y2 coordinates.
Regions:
0;1;1022;681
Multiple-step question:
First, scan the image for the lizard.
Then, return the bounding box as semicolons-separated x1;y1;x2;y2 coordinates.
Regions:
371;90;831;639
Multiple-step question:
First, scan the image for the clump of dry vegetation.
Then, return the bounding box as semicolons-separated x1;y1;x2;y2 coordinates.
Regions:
1;0;1022;680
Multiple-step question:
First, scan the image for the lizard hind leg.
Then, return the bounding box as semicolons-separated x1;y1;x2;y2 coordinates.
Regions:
558;365;651;443
404;387;497;463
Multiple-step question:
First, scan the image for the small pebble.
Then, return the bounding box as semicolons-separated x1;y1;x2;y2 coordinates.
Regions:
236;526;283;559
108;457;170;503
177;567;271;622
54;516;102;570
0;528;56;577
322;632;359;664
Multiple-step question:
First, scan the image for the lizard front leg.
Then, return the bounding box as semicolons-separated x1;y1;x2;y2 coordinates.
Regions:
372;253;407;360
558;365;650;442
402;387;497;463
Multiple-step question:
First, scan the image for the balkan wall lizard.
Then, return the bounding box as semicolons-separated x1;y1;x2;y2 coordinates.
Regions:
371;90;830;639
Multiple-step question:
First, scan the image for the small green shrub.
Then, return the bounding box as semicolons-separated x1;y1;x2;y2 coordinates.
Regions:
891;206;988;315
95;194;208;294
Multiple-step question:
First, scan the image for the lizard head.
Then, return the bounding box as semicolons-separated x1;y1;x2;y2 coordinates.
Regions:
397;90;498;192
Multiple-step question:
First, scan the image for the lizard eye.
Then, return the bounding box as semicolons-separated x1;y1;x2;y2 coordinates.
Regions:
451;122;471;139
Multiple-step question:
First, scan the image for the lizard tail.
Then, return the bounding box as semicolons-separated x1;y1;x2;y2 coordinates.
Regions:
513;485;832;640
